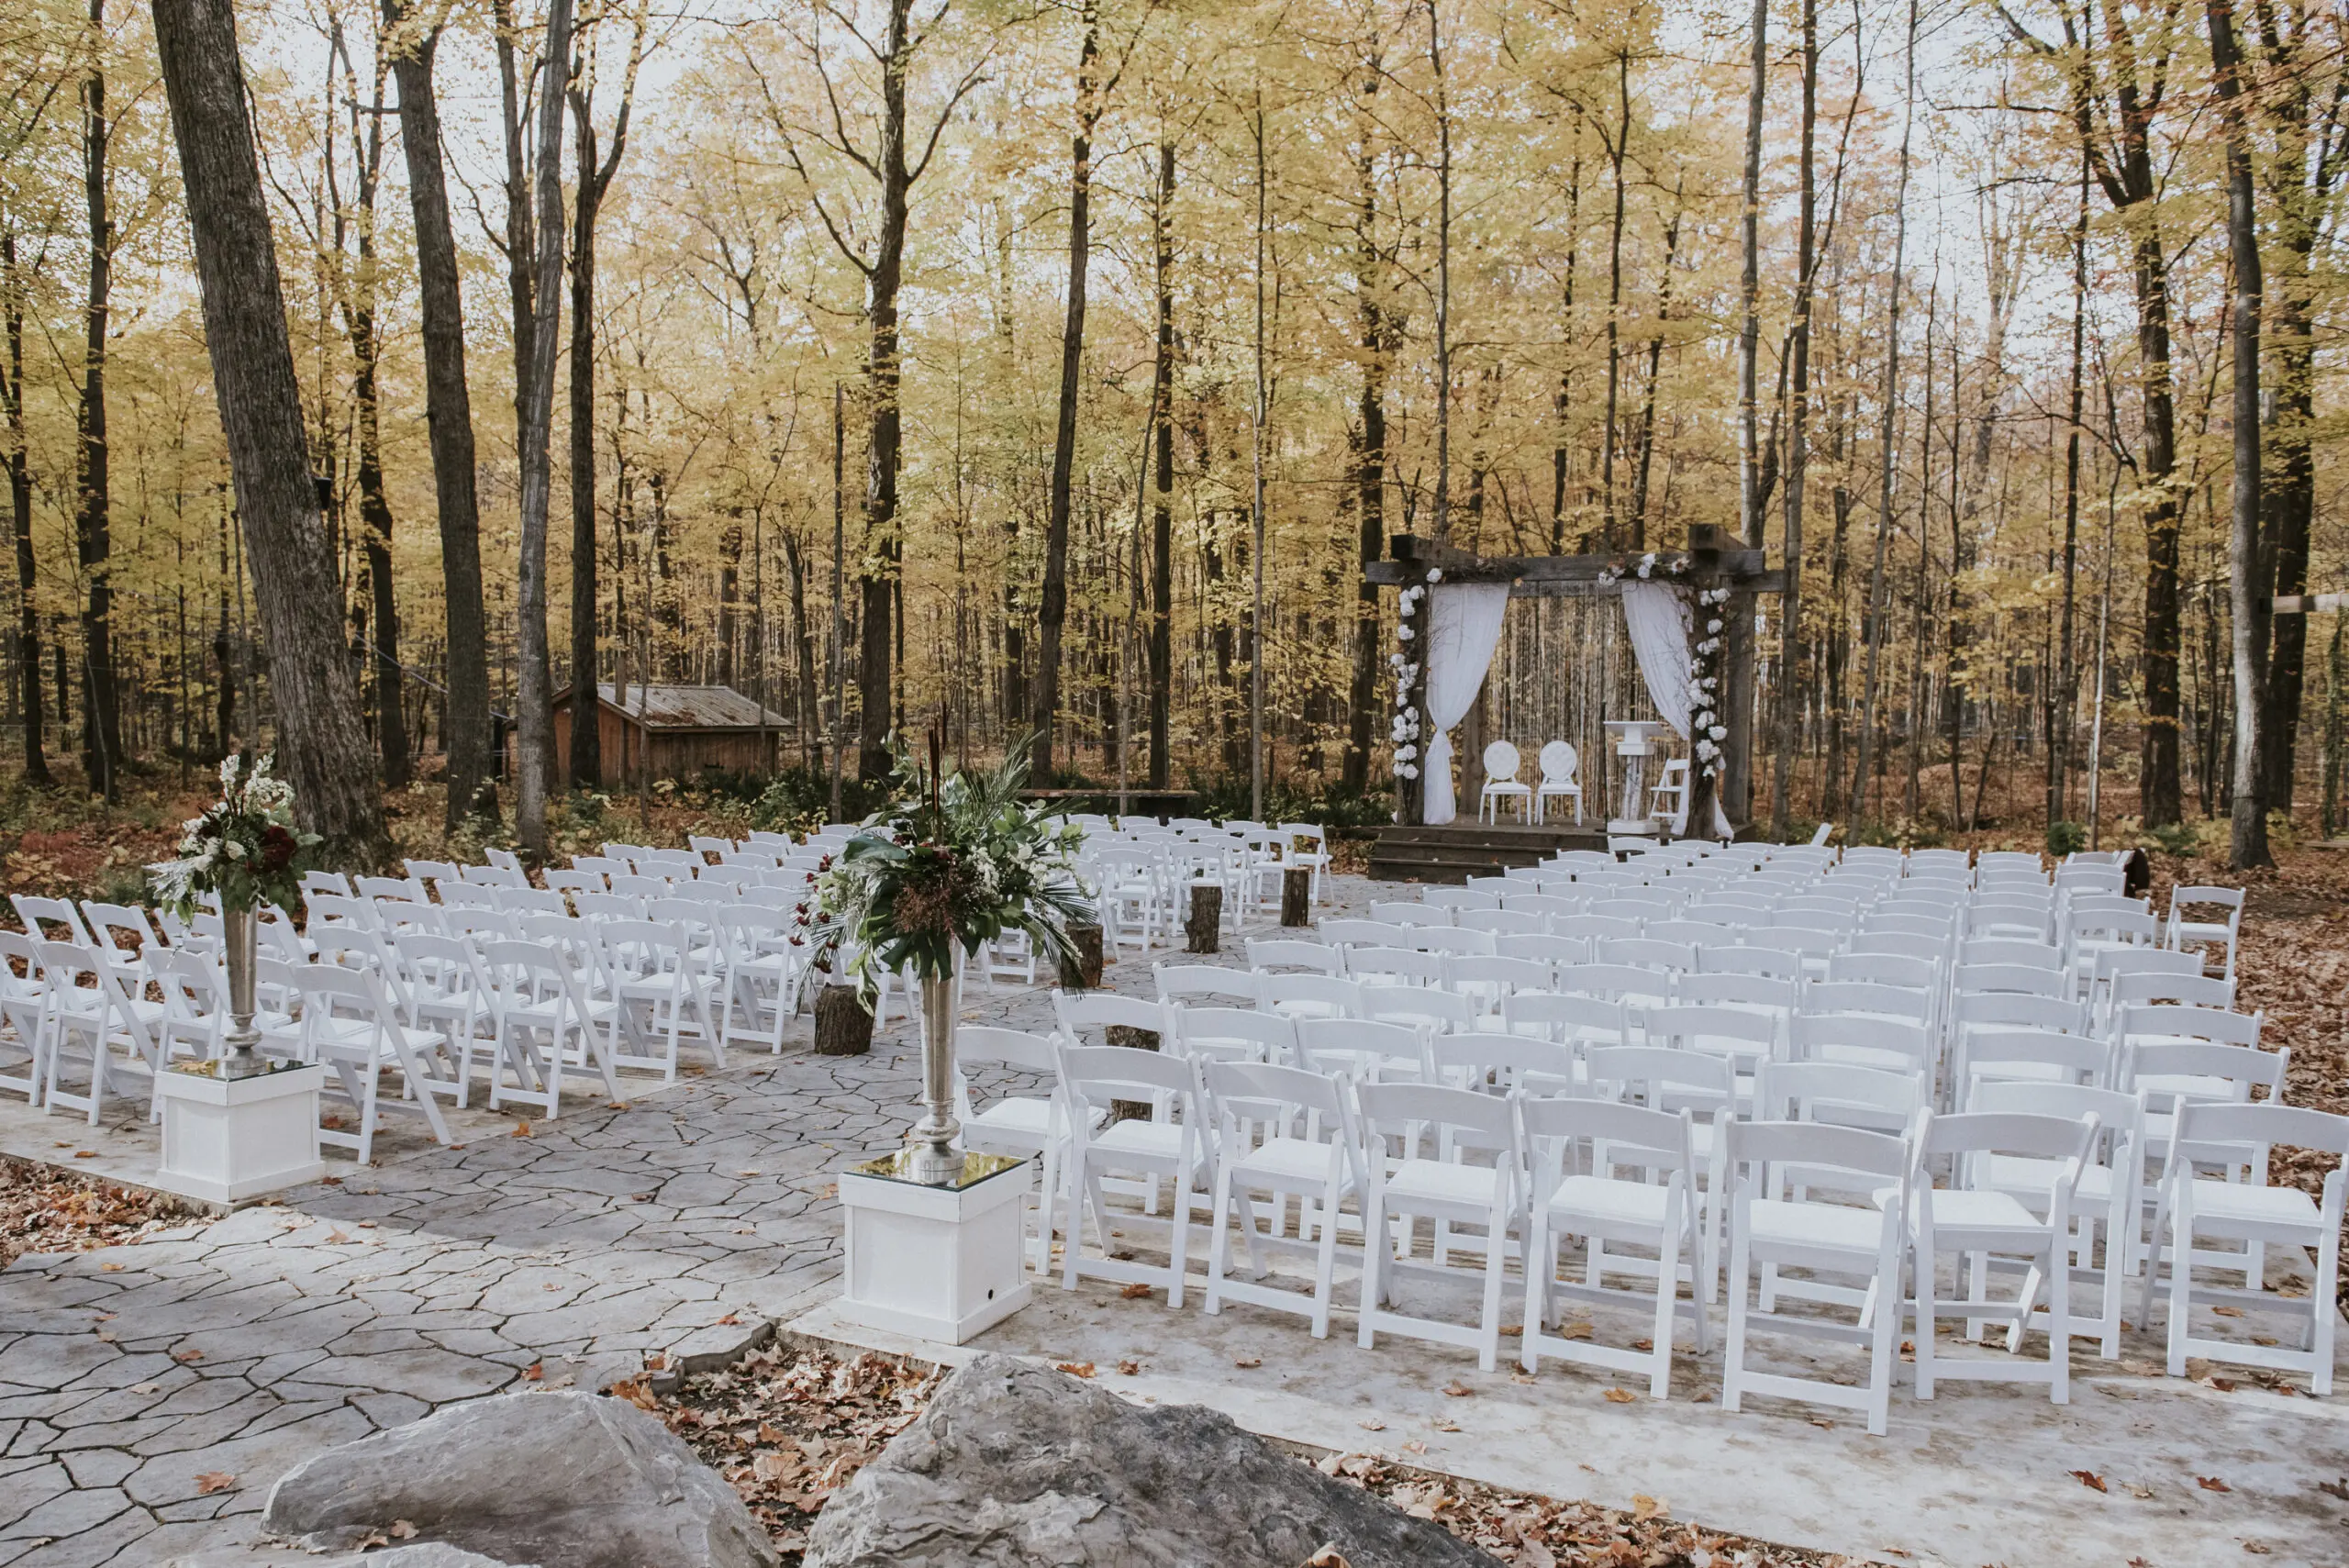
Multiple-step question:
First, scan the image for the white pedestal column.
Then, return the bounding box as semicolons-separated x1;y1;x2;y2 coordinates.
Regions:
155;1062;327;1205
1605;718;1668;835
836;1151;1033;1345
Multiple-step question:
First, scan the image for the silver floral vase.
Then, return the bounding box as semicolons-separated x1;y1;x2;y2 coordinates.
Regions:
908;953;963;1184
217;906;267;1079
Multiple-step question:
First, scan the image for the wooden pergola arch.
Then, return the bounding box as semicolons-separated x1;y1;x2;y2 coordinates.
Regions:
1364;523;1787;830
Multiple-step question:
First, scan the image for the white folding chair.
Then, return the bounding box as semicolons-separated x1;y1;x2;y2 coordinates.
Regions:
1259;973;1364;1022
955;1024;1097;1273
2144;1101;2345;1395
1166;1005;1295;1067
1152;962;1262;1008
294;963;456;1162
1058;1043;1213;1306
2165;885;2245;981
1901;1109;2097;1406
1293;1016;1429;1082
1244;937;1343;976
0;931;48;1103
600;919;727;1081
1967;1079;2148;1358
1721;1119;1911;1436
1201;1061;1365;1338
478;938;623;1118
1355;1080;1522;1371
1520;1096;1710;1397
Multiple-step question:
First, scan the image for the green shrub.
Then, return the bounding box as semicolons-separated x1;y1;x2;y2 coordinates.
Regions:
2045;819;2088;857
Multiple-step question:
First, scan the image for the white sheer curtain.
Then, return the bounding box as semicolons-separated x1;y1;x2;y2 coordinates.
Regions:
1620;580;1733;838
1420;583;1510;824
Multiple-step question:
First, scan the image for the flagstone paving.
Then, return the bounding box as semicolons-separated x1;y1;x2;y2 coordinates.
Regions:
0;878;1380;1566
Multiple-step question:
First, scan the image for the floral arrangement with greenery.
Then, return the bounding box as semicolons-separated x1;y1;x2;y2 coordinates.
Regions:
148;751;319;918
800;729;1091;1005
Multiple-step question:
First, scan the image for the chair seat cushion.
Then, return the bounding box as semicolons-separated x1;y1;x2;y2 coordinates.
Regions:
1544;1173;1675;1229
1234;1135;1345;1185
1748;1196;1884;1252
1386;1158;1508;1207
2185;1179;2320;1229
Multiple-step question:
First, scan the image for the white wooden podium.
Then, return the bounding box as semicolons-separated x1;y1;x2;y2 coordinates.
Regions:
1605;719;1668;835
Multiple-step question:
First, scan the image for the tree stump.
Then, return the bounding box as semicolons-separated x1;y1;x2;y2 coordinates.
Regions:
1280;867;1312;928
1105;1024;1161;1121
1186;881;1222;953
1058;924;1105;990
813;984;874;1056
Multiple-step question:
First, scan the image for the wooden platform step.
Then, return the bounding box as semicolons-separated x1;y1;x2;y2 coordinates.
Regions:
1365;823;1609;884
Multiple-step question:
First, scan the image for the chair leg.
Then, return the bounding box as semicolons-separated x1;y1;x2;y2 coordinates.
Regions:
1204;1162;1235;1316
2046;1238;2070;1405
2165;1201;2193;1378
1478;1205;1508;1372
1913;1243;1938;1400
1310;1177;1342;1340
1520;1213;1552;1372
1722;1217;1751;1414
1650;1208;1681;1398
1357;1190;1386;1350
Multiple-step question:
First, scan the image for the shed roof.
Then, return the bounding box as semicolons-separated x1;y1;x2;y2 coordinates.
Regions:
559;684;792;731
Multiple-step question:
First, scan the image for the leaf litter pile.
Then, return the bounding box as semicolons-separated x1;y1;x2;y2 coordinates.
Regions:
649;1343;1845;1567
0;1156;206;1269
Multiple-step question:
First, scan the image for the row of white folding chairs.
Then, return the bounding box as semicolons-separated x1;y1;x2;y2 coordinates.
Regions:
959;1025;2344;1423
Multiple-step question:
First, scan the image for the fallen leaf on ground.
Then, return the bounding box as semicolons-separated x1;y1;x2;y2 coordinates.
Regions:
606;1376;659;1411
2317;1479;2349;1502
524;1362;544;1381
511;1121;532;1138
1631;1494;1667;1521
1441;1381;1472;1397
2210;1377;2241;1393
717;1313;742;1326
1556;1321;1593;1340
1631;1339;1653;1352
1357;1418;1386;1431
1498;1324;1522;1337
388;1521;417;1540
173;1349;203;1363
194;1473;236;1495
2199;1476;2232;1493
1602;1388;1637;1404
1401;1440;1428;1455
1119;1282;1152;1299
2072;1471;2109;1493
2213;1306;2243;1318
1055;1362;1097;1379
2243;1541;2271;1555
1117;1360;1141;1376
1432;1418;1461;1433
72;1151;95;1159
1233;1357;1262;1369
326;1230;352;1244
1307;1550;1352;1567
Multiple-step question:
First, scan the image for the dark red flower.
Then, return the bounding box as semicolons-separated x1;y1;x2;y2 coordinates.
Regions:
260;824;297;872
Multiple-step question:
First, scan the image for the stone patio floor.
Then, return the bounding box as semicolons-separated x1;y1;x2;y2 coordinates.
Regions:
0;873;2341;1567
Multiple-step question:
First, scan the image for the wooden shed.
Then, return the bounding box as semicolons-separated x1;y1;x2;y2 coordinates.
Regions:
550;684;790;785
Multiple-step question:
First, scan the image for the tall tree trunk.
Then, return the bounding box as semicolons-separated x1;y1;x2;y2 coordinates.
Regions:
1772;0;1818;835
384;3;488;828
1626;190;1684;540
151;0;386;855
1149;139;1176;792
1722;0;1765;823
2210;0;2269;868
0;228;47;786
2051;153;2087;827
1851;0;1917;817
1599;51;1628;544
513;0;573;857
1030;0;1101;777
1429;2;1452;545
1344;50;1389;797
77;0;119;798
856;0;918;783
567;91;602;789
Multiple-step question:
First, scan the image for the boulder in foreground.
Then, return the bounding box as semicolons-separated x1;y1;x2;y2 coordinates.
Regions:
805;1353;1501;1567
262;1389;777;1568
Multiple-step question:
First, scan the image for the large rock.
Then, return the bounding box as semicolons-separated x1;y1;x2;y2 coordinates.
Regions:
170;1547;529;1568
263;1390;777;1568
805;1354;1500;1567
